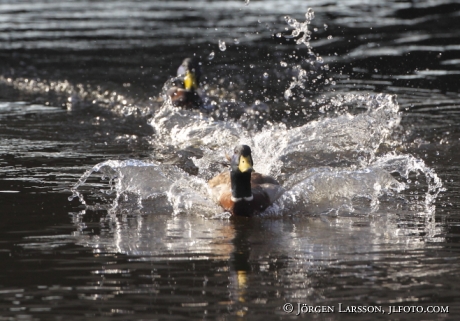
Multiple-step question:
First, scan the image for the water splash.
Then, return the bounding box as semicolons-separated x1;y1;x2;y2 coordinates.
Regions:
285;8;314;48
283;8;329;101
149;102;243;149
68;8;443;230
232;93;400;178
73;88;443;223
208;51;215;60
218;40;226;51
71;150;443;223
69;159;221;217
275;165;403;216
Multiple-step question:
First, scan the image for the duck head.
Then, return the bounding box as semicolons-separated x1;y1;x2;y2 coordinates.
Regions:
177;57;201;90
167;57;203;108
230;145;254;201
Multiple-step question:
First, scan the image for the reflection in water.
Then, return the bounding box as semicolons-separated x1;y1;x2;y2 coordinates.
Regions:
72;211;235;260
54;208;448;318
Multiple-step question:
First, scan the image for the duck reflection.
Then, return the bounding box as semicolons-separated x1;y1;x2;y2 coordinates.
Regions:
228;218;252;314
226;218;291;317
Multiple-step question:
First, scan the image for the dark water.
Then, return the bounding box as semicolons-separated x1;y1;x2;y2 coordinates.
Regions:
1;0;460;320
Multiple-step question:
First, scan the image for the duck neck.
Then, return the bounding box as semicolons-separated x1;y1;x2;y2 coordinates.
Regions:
230;170;253;202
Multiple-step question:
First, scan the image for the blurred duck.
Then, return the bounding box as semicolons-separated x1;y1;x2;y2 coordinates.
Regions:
208;145;284;217
167;58;203;109
166;58;271;119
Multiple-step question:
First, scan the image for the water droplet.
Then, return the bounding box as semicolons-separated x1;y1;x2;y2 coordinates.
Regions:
280;61;287;67
208;51;215;60
249;64;254;68
285;16;296;26
263;72;269;78
284;89;292;99
276;33;282;38
254;100;260;105
324;24;328;30
305;8;315;21
233;38;240;44
327;35;333;40
374;68;378;73
218;40;226;51
244;0;250;5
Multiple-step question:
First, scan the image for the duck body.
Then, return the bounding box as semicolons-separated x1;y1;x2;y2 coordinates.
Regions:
166;58;265;117
208;145;284;217
167;87;202;109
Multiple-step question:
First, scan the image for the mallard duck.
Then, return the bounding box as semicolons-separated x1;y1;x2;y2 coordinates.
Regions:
167;57;203;109
208;145;284;217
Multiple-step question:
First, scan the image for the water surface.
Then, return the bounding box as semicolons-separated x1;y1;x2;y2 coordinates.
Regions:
1;0;460;320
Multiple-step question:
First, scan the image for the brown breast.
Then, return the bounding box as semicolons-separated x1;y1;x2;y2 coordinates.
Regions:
167;87;201;109
209;171;280;217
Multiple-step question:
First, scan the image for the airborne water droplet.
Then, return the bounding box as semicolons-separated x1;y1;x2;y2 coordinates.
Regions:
244;0;250;5
218;40;226;51
249;64;254;68
284;89;292;99
280;61;287;67
305;8;315;21
208;51;215;60
263;72;269;78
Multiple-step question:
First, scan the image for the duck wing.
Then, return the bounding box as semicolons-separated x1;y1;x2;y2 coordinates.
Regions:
208;171;231;204
250;172;279;185
250;172;284;204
